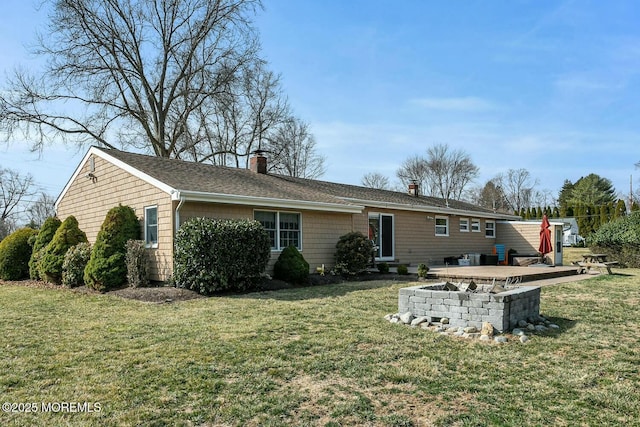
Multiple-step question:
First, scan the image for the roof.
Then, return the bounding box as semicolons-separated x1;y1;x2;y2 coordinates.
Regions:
57;147;520;219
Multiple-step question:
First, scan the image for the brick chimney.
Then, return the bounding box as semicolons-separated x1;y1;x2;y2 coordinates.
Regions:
408;181;419;197
250;151;267;174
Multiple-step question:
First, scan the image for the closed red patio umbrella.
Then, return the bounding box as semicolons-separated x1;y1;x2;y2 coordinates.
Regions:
539;214;552;262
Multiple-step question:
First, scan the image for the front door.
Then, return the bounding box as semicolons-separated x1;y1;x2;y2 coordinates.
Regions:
369;214;394;261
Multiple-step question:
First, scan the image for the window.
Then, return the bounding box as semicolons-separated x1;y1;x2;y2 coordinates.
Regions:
485;220;496;238
460;218;469;232
471;218;481;232
144;206;158;248
255;211;301;250
435;216;449;237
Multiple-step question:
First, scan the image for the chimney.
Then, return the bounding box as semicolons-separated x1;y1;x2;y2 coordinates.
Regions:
408;181;419;197
250;150;267;174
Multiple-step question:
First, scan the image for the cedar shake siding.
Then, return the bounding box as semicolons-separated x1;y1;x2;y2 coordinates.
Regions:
179;202;353;271
56;153;174;281
57;147;523;284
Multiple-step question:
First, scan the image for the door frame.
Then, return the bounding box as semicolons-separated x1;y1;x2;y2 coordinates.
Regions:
368;212;395;261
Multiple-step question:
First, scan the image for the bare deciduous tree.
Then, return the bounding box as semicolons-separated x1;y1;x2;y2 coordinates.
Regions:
396;144;478;202
396;155;429;192
494;168;538;213
361;172;391;190
267;117;326;179
26;191;56;228
0;166;35;223
0;0;274;163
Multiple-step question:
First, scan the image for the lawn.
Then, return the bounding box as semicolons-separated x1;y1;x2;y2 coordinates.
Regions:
1;269;639;426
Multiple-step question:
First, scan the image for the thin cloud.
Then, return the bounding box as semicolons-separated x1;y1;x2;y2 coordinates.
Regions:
409;96;497;112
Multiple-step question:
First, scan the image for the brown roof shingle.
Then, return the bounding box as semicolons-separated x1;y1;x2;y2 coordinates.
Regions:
100;147;516;218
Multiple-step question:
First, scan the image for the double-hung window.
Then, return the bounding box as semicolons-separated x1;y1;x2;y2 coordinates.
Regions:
460;218;469;232
144;206;158;248
435;216;449;237
485;220;496;238
471;218;481;233
255;211;301;250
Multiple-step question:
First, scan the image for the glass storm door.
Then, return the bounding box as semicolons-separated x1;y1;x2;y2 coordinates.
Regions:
368;214;394;260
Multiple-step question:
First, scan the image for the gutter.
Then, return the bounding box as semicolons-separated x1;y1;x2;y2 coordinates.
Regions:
340;198;521;220
170;190;364;214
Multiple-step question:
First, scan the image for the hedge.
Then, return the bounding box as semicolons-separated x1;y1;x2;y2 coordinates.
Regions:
174;218;271;294
589;211;640;267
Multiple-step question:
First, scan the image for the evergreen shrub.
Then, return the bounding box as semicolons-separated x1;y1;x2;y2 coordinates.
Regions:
62;242;91;287
174;218;271;294
273;245;309;284
417;263;429;278
84;205;140;291
589;211;640;267
334;232;374;275
29;216;62;280
39;216;87;284
0;228;38;280
377;262;390;274
125;239;149;288
397;264;409;275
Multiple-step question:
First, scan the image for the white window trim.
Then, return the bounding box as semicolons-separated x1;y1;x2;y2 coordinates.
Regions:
485;220;496;238
435;215;449;237
144;205;158;249
255;210;302;251
459;218;469;233
471;218;481;233
369;212;395;261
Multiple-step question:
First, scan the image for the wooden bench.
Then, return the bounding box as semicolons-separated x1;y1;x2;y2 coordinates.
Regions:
576;261;619;275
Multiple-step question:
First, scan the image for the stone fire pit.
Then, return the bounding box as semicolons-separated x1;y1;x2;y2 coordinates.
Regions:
398;282;541;333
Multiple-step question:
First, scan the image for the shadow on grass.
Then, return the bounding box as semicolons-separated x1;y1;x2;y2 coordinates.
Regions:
233;277;415;301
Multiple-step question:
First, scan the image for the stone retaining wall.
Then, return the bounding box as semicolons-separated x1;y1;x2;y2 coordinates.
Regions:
398;283;541;332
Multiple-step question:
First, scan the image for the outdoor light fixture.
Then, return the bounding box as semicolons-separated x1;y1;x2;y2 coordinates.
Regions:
86;172;98;183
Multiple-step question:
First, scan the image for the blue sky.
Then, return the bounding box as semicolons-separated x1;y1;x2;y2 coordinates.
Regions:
1;0;639;205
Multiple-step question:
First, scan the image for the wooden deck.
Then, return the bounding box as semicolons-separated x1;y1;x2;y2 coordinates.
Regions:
426;264;580;284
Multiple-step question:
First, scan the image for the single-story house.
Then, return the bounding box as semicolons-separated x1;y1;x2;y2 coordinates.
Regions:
56;147;557;282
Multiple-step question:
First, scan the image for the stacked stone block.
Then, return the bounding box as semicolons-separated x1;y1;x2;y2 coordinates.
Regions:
398;284;541;332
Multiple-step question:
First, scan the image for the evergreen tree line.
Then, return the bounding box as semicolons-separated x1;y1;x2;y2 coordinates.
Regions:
517;199;640;237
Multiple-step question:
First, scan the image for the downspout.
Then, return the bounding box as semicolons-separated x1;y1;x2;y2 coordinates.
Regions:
175;195;185;234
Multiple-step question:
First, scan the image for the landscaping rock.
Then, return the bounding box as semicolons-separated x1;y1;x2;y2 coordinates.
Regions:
494;336;508;343
480;334;491;341
519;335;529;343
535;324;548;332
399;312;414;324
441;317;450;324
512;328;525;336
463;326;478;334
411;316;430;327
527;323;536;331
517;320;528;328
549;324;560;329
481;322;494;337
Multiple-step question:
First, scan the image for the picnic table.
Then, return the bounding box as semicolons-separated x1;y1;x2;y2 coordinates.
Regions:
577;253;618;274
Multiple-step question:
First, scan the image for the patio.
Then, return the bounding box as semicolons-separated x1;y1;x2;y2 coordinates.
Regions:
388;264;581;284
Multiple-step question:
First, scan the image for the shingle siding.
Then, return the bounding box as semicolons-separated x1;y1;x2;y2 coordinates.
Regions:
56;154;173;281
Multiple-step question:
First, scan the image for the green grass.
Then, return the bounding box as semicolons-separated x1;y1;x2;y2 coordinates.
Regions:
1;273;639;426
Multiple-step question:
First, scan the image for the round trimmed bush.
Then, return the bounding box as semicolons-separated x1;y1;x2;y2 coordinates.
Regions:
39;216;87;284
84;205;140;291
174;218;271;294
29;216;62;280
274;245;309;284
0;228;38;280
377;262;390;274
334;232;374;275
396;264;409;275
62;242;91;288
